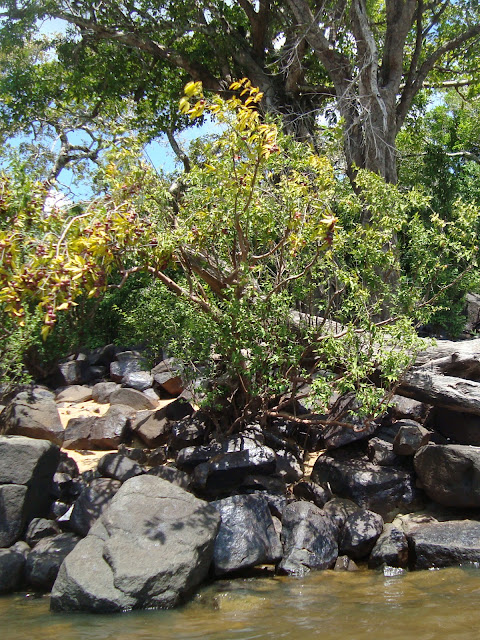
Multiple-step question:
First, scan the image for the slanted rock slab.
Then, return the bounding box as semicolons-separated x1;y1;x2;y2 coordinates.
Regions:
50;475;220;612
408;520;480;569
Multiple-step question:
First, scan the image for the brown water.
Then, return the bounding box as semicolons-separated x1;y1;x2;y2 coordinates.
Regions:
2;567;480;640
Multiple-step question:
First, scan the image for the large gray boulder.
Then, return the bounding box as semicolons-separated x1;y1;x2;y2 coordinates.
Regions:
0;389;64;446
277;501;338;576
69;478;122;537
211;494;282;575
0;548;26;593
0;436;60;547
414;444;480;507
407;520;480;569
50;475;220;612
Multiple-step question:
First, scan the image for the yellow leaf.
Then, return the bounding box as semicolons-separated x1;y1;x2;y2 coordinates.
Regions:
41;325;51;341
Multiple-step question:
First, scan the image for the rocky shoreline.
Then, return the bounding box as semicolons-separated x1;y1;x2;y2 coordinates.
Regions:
2;342;480;612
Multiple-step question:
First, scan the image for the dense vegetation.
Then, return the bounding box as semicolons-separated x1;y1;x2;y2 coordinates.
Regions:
0;2;479;429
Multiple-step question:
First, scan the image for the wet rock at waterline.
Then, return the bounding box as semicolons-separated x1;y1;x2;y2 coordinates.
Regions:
0;547;26;593
368;523;409;569
211;494;282;575
407;520;480;569
277;501;338;576
339;509;384;559
25;532;80;591
50;475;220;612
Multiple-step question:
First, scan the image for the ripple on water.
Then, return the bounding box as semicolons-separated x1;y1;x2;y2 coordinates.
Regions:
2;567;480;640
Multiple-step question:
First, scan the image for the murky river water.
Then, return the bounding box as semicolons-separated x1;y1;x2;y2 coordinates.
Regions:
2;567;480;640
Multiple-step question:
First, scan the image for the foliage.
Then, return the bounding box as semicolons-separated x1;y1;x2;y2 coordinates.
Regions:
1;79;478;428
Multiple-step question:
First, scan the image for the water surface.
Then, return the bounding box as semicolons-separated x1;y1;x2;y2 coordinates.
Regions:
2;567;480;640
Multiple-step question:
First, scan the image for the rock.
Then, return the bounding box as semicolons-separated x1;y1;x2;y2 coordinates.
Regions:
311;448;417;519
55;385;93;404
50;475;220;612
390;395;430;422
339;509;384;559
63;405;135;450
151;358;184;395
25;518;61;547
146;465;191;491
109;388;157;411
292;481;332;508
0;436;60;547
122;371;154;391
278;501;338;576
91;382;120;404
211;494;282;575
58;360;93;386
393;421;431;455
57;452;79;478
25;532;80;591
322;420;378;450
407;520;480;569
97;453;145;483
334;555;359;571
169;416;207;451
368;523;409;569
146;447;168;467
367;437;400;466
0;389;64;446
110;351;149;383
191;446;277;496
427;407;480;445
275;450;303;483
414;444;480;507
69;478;122;537
134;399;194;448
0;548;26;593
176;443;223;471
321;497;360;533
464;292;480;334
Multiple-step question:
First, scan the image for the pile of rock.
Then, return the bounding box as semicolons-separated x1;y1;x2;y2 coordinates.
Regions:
1;340;480;612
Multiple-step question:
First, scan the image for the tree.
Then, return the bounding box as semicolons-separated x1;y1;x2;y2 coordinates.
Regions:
2;1;480;183
2;79;477;428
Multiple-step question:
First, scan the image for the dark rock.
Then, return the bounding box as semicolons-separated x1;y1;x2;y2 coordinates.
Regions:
25;532;80;591
176;443;222;471
427;407;480;445
322;497;361;533
390;395;429;422
50;475;220;612
0;390;64;446
275;450;303;483
109;388;157;411
322;420;378;450
63;405;135;450
169;416;207;451
146;447;168;467
87;344;116;368
367;437;400;466
151;358;184;395
55;385;93;404
51;501;71;520
91;382;120;405
292;481;332;508
146;465;191;490
339;509;384;559
393;421;431;455
97;453;145;483
334;555;359;571
368;524;409;569
57;452;79;478
278;501;338;576
414;444;480;507
134;399;194;448
211;494;282;575
0;436;60;547
58;360;93;386
25;518;61;547
240;474;287;496
69;478;122;536
0;548;25;593
407;520;480;569
122;371;154;391
110;351;148;383
192;446;277;496
117;444;149;465
312;449;417;519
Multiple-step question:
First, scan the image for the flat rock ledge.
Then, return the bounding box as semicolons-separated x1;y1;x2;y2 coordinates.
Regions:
50;475;220;613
